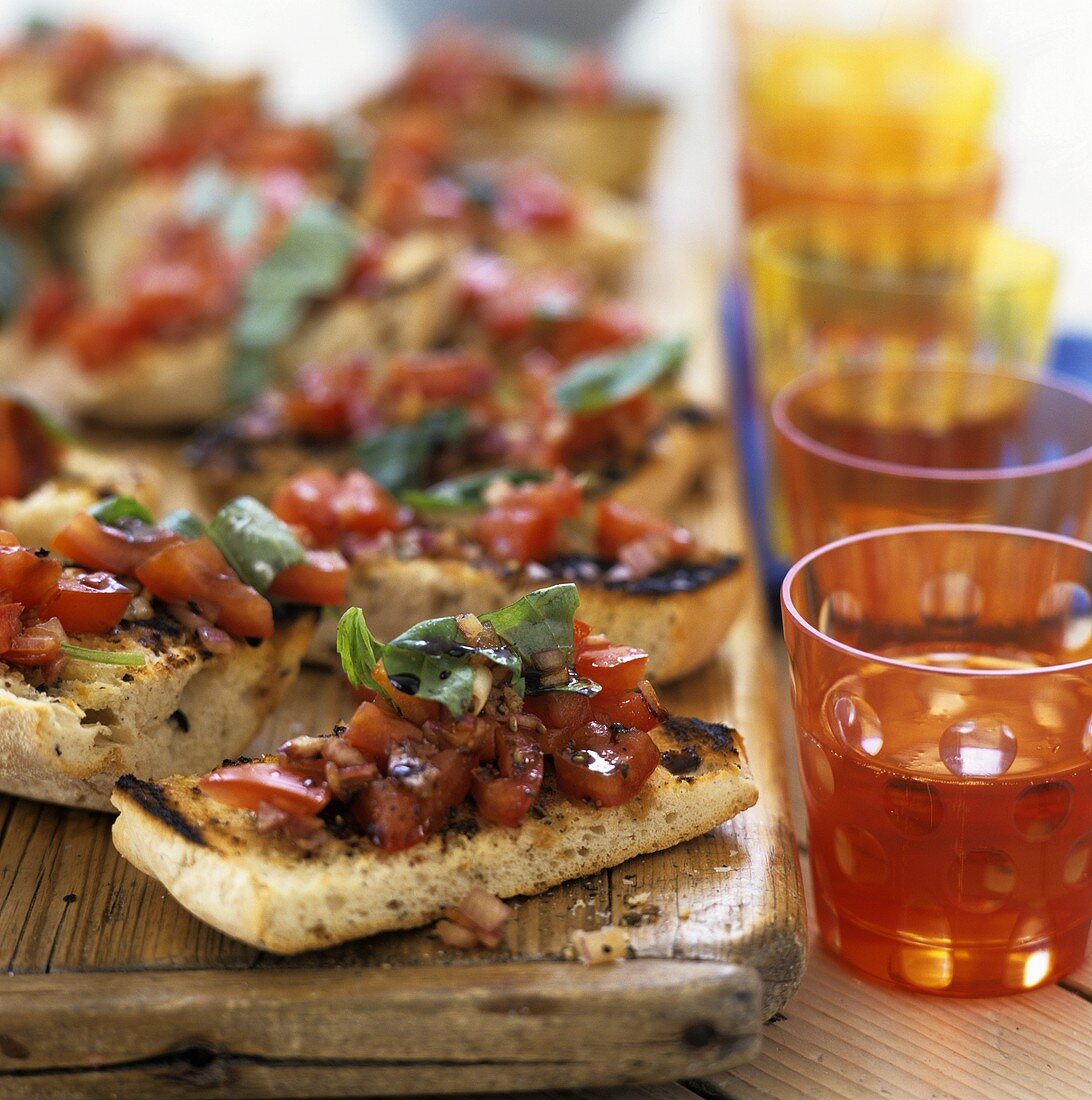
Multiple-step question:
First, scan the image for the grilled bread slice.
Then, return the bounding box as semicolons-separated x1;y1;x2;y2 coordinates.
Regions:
111;716;756;953
307;552;745;683
0;610;314;812
189;413;713;518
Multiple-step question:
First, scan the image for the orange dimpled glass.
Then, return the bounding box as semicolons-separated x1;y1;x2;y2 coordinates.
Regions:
772;367;1092;556
783;525;1092;996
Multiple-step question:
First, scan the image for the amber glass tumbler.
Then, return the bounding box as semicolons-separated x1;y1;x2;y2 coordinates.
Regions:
772;367;1092;556
783;524;1092;996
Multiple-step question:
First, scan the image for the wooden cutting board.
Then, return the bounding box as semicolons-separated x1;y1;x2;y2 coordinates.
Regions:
0;251;806;1097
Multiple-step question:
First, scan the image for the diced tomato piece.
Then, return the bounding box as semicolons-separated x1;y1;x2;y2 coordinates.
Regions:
199;762;330;816
136;538;273;639
343;699;424;764
553;723;660;807
2;617;65;668
62;309;141;372
471;728;543;827
575;644;649;694
351;776;428;851
573;618;591;651
23;276;77;346
344;233;390;295
0;602;22;651
282;359;377;441
270;469;408;549
39;572;131;634
240;124;329;174
590;689;659;732
522;690;592;735
268;550;348;606
385;350;494;404
52;512;182;574
473;504;556;566
472;469;581;566
334;470;412;537
0;544;62;606
595;499;693;561
270;469;343;546
431;747;476;811
549;301;646;364
558;392;656;461
478;270;588;345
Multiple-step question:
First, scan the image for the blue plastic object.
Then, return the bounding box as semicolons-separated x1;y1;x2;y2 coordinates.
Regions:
1049;332;1092;389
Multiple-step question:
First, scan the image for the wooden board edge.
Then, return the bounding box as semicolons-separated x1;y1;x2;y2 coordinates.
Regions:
0;959;762;1094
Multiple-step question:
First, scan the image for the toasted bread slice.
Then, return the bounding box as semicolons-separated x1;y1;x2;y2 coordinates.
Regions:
111;716;756;953
0;611;314;812
0;446;160;548
307;552;744;683
189;412;713;518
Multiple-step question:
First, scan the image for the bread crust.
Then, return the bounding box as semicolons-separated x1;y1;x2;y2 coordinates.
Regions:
111;716;757;954
0;612;315;812
306;551;744;683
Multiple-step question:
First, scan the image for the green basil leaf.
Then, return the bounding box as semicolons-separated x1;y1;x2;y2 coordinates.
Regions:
245;200;356;299
226;345;276;407
233;295;307;349
355;407;470;492
480;584;597;696
89;495;156;528
553;335;689;414
60;643;145;668
400;468;551;513
160;509;205;540
0;230;26;324
227;200;356;404
206;496;305;593
336;607;388;697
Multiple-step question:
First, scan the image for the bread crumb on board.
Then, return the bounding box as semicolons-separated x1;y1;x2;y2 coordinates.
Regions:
570;925;631;965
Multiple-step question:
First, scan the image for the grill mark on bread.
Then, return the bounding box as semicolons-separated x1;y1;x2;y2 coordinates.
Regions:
660;716;739;756
532;553;742;596
115;775;207;846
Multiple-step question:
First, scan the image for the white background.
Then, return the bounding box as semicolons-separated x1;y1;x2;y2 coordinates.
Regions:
3;0;1090;328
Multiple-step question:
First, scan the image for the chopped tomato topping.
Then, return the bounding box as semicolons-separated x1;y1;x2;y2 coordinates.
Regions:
0;543;62;606
282;359;377;441
271;469;409;549
39;572;131;634
386;350;495;404
553;722;660;807
2;617;66;669
343;699;424;764
23;276;77;346
575;644;649;694
136;537;273;639
477;270;588;346
268;550;348;606
471;727;544;827
199;762;330;816
595;499;693;561
472;469;581;565
0;602;22;651
549;301;646;364
52;512;182;574
590;689;659;732
522;690;593;735
61;309;141;372
558;392;657;462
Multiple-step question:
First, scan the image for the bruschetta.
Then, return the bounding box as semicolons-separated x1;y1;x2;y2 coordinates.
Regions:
0;493;351;810
111;584;756;952
269;468;744;682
